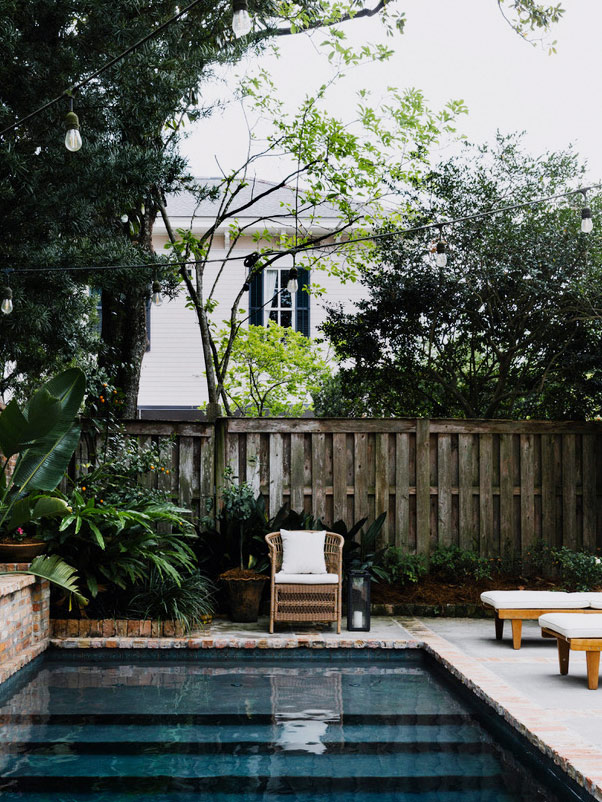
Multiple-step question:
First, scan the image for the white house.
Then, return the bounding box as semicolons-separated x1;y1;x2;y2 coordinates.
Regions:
138;178;366;415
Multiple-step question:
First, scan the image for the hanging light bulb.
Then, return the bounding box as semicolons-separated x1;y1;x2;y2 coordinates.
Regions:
64;99;82;152
151;280;163;306
286;266;298;294
581;206;593;234
232;0;252;37
120;214;129;224
435;241;447;268
1;286;12;315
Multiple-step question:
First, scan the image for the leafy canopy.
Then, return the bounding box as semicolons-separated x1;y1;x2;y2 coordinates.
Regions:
319;135;602;420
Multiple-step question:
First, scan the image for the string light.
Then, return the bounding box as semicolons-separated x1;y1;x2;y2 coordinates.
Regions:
151;278;163;306
580;191;593;234
435;227;447;268
232;0;252;37
1;272;13;315
64;98;82;152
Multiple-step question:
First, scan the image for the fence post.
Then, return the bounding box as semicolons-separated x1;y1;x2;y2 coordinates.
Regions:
416;419;431;557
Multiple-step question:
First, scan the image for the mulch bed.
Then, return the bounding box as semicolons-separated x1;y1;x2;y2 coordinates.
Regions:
371;575;561;607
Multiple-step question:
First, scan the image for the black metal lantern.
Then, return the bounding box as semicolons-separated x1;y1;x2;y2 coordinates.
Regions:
347;569;371;632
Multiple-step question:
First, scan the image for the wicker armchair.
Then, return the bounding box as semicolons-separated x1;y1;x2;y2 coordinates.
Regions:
265;530;344;634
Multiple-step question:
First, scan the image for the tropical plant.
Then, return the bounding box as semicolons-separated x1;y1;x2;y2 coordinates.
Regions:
43;489;197;599
0;368;86;539
1;554;87;607
128;569;215;631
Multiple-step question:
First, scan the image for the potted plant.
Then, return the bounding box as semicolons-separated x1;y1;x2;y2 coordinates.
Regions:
0;368;86;560
217;469;268;622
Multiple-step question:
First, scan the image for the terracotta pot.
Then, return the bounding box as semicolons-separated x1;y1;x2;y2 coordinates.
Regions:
0;541;46;562
222;577;268;623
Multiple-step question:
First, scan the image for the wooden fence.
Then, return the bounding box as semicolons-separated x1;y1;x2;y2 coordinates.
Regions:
90;418;602;557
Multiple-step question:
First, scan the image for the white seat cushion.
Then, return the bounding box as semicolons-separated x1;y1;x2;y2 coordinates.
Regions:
280;529;327;574
480;590;589;610
275;572;339;585
584;593;602;609
539;613;602;639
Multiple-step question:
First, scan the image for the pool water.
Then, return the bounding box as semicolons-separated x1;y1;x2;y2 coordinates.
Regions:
0;649;588;801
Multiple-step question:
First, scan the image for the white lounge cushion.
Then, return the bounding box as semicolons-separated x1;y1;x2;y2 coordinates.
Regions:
280;529;327;574
539;613;602;639
584;593;602;609
275;572;339;584
480;590;589;610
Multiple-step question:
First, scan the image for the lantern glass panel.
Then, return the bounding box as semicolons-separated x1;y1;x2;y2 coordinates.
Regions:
347;570;371;631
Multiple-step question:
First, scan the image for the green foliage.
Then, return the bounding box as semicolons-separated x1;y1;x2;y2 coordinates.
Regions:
41;429;196;601
0;368;85;537
321;135;602;419
429;545;493;583
44;489;196;599
216;323;332;416
2;554;87;607
379;547;427;587
127;569;215;632
550;547;602;592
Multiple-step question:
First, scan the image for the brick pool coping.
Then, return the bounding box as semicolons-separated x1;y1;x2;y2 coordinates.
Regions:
47;619;602;802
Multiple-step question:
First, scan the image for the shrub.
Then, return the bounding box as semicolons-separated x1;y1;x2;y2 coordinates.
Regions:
550;547;602;591
379;547;427;586
429;545;492;583
128;569;215;632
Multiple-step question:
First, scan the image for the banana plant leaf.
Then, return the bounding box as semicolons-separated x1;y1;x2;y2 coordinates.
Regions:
4;495;71;531
0;554;87;606
11;368;85;493
12;423;81;492
0;397;59;459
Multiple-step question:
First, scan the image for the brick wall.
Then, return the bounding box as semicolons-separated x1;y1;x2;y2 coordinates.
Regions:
0;564;49;684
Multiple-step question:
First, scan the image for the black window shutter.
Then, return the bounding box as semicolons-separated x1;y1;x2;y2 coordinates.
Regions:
249;272;263;326
295;268;310;337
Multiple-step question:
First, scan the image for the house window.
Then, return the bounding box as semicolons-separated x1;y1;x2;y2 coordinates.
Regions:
249;266;310;336
266;268;293;328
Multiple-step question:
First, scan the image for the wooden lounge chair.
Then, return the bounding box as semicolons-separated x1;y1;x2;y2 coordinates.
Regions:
265;530;343;634
481;591;595;649
539;613;602;690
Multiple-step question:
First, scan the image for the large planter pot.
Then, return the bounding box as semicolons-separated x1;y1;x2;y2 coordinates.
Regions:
0;541;46;562
220;571;268;623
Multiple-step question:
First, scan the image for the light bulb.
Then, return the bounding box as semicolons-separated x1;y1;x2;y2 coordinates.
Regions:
65;128;82;152
435;242;447;268
64;109;82;152
151;280;163;306
232;0;251;36
1;288;13;315
120;214;129;224
581;207;593;234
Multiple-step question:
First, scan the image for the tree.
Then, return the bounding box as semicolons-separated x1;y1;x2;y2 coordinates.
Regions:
214;321;332;416
0;1;564;411
318;135;602;420
164;58;468;415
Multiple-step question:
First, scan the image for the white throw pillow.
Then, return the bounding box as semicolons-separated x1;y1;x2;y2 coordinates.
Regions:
280;529;327;574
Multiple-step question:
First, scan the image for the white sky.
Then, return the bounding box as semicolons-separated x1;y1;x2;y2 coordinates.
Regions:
180;0;602;186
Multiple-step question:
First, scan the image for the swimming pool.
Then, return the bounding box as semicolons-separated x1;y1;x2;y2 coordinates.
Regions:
0;649;592;801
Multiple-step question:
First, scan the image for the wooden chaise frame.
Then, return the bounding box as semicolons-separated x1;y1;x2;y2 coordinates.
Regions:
483;604;602;650
265;531;343;634
541;626;602;690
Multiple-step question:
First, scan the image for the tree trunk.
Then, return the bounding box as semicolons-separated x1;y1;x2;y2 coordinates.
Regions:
99;200;156;418
99;286;149;418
